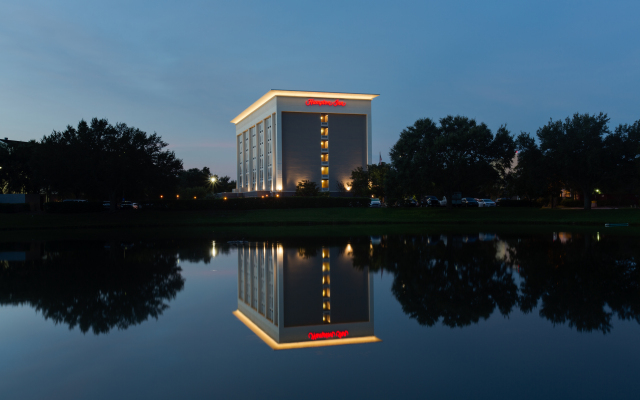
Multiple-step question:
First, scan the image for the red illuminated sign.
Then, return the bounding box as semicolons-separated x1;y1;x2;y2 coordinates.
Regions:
308;330;349;340
306;99;346;107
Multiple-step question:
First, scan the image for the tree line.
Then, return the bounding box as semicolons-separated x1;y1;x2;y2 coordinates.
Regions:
0;118;235;208
377;113;640;210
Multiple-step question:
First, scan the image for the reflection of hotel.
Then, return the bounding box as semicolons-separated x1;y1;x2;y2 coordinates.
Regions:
233;242;380;350
231;90;379;195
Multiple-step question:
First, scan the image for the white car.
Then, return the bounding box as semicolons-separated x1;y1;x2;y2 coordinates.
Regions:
370;198;381;208
478;199;496;207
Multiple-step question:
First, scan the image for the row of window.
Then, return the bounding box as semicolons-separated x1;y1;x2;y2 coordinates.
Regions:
238;116;274;190
320;114;329;192
322;248;331;324
239;246;277;324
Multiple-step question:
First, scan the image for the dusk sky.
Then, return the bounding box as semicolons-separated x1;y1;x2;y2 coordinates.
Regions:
2;0;639;177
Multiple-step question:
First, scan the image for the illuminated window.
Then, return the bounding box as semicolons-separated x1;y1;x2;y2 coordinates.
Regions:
320;114;328;123
321;154;328;162
321;180;329;189
322;262;330;271
323;301;331;310
321;140;329;149
323;288;331;298
321;127;328;136
321;167;329;175
322;249;329;258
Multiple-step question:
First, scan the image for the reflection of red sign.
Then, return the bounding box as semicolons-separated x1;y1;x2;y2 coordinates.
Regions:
308;330;349;340
306;99;346;107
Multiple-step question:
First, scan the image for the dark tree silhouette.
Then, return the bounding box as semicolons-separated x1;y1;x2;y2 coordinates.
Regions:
0;241;185;334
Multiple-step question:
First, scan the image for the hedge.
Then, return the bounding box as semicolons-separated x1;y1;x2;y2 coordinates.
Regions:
42;197;372;213
0;203;31;213
496;199;542;208
141;196;371;211
44;202;105;213
560;199;583;208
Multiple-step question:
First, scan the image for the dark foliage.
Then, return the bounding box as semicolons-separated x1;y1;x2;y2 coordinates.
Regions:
31;118;183;207
0;241;185;334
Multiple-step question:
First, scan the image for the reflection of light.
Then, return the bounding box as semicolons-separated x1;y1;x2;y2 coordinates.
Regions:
276;185;282;191
345;244;353;254
232;311;381;350
277;244;283;255
597;232;600;241
211;241;217;257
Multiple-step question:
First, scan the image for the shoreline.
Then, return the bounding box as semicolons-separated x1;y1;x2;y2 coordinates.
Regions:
1;208;638;234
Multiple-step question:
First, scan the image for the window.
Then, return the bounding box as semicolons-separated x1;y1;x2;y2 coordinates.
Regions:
320;114;328;123
321;180;329;189
321;141;329;149
321;154;328;162
321;127;328;136
321;167;329;175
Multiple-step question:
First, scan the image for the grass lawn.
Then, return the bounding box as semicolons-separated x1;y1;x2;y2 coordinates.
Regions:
1;207;639;242
1;207;639;232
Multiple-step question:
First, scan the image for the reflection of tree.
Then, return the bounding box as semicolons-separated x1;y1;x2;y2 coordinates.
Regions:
352;235;518;327
0;242;184;334
353;233;640;333
508;234;640;334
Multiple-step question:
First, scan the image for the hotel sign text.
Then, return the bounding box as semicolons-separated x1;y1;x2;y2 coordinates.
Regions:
305;99;346;107
308;330;349;340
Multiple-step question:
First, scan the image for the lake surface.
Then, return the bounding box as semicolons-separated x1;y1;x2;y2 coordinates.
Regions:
1;229;639;399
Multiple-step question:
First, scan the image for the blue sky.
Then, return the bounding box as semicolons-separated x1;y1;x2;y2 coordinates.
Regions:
1;0;639;177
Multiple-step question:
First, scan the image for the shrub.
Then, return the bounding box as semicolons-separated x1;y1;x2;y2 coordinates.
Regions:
560;199;583;208
44;202;105;213
496;199;543;208
0;203;31;213
141;197;371;211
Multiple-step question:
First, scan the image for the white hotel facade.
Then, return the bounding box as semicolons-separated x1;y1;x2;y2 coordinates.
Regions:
231;90;379;195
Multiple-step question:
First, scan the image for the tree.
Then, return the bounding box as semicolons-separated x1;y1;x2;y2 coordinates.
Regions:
389;116;515;208
295;180;319;196
0;140;40;194
348;163;390;198
509;133;549;201
601;120;640;198
31;118;183;209
178;167;212;189
388;118;438;199
535;113;639;210
212;175;236;193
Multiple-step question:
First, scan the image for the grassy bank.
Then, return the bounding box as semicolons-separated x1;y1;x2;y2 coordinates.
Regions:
1;207;639;233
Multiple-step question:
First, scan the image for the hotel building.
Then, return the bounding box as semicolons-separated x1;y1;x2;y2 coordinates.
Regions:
231;90;379;195
233;242;380;350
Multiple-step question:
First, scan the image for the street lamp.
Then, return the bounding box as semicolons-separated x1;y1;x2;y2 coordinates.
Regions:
210;176;217;183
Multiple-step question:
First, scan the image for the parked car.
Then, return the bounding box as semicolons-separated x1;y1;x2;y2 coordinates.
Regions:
461;197;479;207
425;198;441;207
440;197;447;207
370;198;381;208
395;199;418;207
420;195;439;207
120;201;139;210
478;199;496;207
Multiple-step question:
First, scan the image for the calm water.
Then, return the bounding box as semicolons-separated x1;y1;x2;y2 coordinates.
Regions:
1;230;639;399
